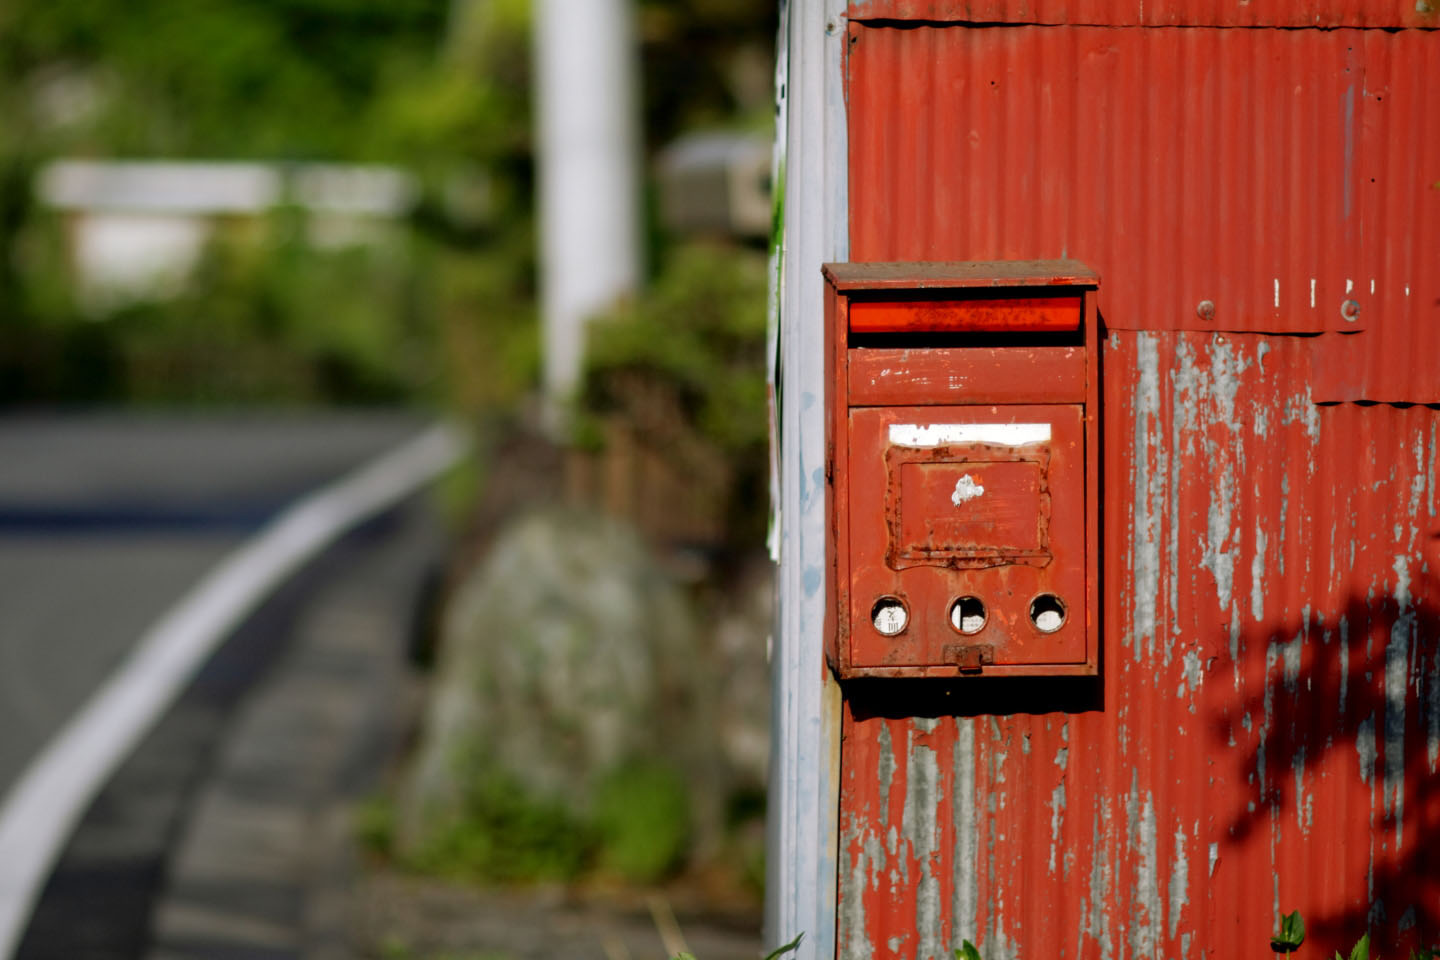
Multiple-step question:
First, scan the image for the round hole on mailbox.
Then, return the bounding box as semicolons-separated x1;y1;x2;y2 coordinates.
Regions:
871;597;908;636
1029;594;1067;633
949;596;987;635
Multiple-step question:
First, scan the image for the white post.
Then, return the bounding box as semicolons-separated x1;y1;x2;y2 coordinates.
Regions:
766;0;849;958
533;0;641;427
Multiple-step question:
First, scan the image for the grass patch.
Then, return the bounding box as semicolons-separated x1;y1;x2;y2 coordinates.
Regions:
406;766;593;883
592;759;692;884
360;757;697;887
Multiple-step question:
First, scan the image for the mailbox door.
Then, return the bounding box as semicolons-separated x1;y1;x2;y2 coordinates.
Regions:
847;404;1087;671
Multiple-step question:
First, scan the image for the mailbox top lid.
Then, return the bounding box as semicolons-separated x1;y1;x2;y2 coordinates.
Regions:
822;259;1099;293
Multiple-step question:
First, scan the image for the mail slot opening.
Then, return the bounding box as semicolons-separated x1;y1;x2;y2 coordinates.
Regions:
1029;594;1067;633
949;596;987;635
871;596;909;636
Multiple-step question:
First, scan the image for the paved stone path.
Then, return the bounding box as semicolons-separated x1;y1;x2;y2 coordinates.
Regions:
143;507;441;960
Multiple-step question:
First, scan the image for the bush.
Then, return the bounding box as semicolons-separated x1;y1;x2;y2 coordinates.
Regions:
390;756;692;886
406;763;592;884
577;243;770;547
592;759;692;884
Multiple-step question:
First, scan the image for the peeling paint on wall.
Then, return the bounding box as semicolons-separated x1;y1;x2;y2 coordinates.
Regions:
1131;333;1162;658
1168;827;1189;941
902;722;944;960
951;718;977;945
1128;787;1161;960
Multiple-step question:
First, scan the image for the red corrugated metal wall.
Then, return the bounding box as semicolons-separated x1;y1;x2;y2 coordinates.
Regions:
844;0;1439;28
846;24;1440;395
836;14;1440;960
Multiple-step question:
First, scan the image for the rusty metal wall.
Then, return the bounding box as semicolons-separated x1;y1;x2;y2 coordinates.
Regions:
844;0;1437;28
1311;32;1440;402
838;332;1440;960
846;24;1440;398
837;18;1440;960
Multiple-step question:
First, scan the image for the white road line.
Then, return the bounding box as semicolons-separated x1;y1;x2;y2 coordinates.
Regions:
0;421;469;959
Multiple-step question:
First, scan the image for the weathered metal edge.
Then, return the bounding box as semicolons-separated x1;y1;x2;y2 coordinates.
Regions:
823;259;1101;291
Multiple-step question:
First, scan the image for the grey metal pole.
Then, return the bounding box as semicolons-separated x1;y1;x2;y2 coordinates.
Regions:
765;1;849;957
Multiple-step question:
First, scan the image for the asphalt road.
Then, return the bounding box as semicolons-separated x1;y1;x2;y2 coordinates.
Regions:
0;411;428;796
0;411;450;960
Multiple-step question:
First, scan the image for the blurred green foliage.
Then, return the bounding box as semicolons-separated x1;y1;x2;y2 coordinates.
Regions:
0;0;775;413
15;217;428;405
584;245;768;451
638;0;777;139
361;756;692;887
0;0;447;159
592;759;692;884
0;0;538;411
380;939;514;960
579;243;770;546
404;764;594;884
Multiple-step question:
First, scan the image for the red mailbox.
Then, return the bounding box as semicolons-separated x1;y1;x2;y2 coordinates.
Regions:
824;261;1101;678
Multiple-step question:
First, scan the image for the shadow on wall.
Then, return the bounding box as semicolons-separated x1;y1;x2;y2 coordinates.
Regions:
1211;549;1440;953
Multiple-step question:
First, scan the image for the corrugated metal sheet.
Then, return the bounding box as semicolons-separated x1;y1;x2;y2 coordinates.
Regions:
846;23;1440;398
1310;32;1440;402
844;0;1439;29
837;332;1440;960
836;18;1440;960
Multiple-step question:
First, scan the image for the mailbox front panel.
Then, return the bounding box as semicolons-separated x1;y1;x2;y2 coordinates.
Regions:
847;405;1087;670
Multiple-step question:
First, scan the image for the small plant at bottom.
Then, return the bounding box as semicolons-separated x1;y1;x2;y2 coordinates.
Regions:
762;933;806;960
954;940;984;960
1272;910;1307;956
673;932;803;960
1270;908;1436;960
1340;934;1371;960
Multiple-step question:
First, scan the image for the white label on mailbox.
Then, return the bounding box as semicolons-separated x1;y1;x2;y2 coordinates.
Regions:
888;423;1051;448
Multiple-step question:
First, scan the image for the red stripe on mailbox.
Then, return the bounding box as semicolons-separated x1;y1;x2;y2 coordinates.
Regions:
849;296;1081;333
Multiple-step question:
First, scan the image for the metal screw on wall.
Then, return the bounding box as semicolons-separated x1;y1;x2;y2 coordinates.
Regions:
1341;299;1361;323
1196;300;1216;323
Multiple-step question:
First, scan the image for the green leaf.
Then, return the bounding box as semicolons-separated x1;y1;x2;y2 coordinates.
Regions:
1411;946;1438;960
954;940;984;960
1349;934;1370;960
763;933;805;960
1272;910;1307;952
673;954;697;960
